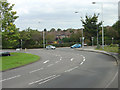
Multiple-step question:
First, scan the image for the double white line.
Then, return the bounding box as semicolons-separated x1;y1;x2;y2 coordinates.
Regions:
29;75;60;85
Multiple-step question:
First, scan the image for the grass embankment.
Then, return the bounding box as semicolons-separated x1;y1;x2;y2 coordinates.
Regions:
0;52;40;71
96;46;119;53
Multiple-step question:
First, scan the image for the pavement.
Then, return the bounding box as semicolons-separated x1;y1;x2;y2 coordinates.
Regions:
76;46;120;65
1;47;119;88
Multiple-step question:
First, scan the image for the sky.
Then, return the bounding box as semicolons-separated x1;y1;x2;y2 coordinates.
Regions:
7;0;119;31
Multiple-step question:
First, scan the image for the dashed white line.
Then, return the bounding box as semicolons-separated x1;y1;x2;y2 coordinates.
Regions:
60;57;62;60
55;61;60;64
29;68;44;73
47;64;54;67
43;60;50;64
65;66;79;72
80;62;84;65
39;75;60;85
0;75;21;82
29;75;56;85
70;58;74;61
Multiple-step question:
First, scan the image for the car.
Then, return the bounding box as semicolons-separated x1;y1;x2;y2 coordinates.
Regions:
71;44;81;48
0;52;11;56
16;48;20;51
46;45;56;50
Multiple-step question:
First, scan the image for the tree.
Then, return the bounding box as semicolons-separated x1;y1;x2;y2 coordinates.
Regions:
1;1;20;48
112;21;120;53
81;14;102;45
50;28;56;32
57;28;62;32
20;28;43;48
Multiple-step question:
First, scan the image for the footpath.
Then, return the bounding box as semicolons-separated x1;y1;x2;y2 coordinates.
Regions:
76;46;120;65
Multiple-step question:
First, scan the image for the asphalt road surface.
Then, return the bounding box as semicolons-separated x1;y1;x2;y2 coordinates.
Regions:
1;47;118;88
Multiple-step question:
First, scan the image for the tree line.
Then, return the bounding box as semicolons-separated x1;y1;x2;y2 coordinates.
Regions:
1;2;120;51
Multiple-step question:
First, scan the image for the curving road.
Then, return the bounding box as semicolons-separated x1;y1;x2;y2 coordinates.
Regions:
1;48;118;88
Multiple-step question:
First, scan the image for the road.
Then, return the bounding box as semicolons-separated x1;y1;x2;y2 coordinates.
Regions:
1;47;118;88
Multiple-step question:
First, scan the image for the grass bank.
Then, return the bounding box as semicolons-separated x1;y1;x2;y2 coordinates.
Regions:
96;46;119;53
0;52;40;71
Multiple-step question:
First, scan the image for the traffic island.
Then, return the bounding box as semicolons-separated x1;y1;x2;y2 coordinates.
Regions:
0;52;40;71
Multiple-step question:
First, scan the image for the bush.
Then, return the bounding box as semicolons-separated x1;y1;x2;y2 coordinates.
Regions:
109;44;118;47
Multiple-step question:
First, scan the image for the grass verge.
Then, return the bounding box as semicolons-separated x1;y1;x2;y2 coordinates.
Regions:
96;46;119;53
0;52;40;71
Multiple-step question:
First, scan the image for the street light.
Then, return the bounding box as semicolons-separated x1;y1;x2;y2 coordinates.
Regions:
21;39;22;50
92;2;104;49
112;37;114;44
74;12;84;48
91;37;94;46
43;29;45;49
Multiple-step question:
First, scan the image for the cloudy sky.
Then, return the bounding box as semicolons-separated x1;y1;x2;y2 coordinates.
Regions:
8;0;119;31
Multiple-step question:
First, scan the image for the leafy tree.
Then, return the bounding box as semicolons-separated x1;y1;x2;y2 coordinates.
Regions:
112;21;120;53
1;1;20;48
81;14;102;45
50;28;56;32
20;28;43;48
57;28;62;32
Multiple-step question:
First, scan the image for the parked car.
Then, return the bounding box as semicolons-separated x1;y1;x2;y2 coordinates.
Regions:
46;45;56;50
0;52;11;56
71;44;81;48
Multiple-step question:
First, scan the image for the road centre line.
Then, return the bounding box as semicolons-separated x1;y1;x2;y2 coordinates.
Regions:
29;68;44;73
55;61;60;63
39;75;60;85
0;75;21;82
47;64;54;67
65;66;79;72
70;58;74;61
80;62;84;65
43;60;50;64
29;75;56;85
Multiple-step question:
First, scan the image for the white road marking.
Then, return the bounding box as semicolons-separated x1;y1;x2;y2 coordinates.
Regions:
60;57;62;60
39;75;60;85
105;71;118;88
47;64;54;67
29;75;56;85
81;55;86;63
70;58;74;61
55;61;60;64
65;66;79;72
43;60;50;64
80;62;84;65
0;75;21;82
29;68;44;73
81;55;84;57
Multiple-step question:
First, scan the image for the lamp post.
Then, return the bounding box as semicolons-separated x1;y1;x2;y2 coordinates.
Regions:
74;12;84;48
92;2;104;49
91;37;94;46
112;37;114;44
21;39;22;50
43;29;45;48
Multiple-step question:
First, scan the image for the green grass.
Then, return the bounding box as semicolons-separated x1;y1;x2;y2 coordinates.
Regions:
96;46;119;53
0;52;40;71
